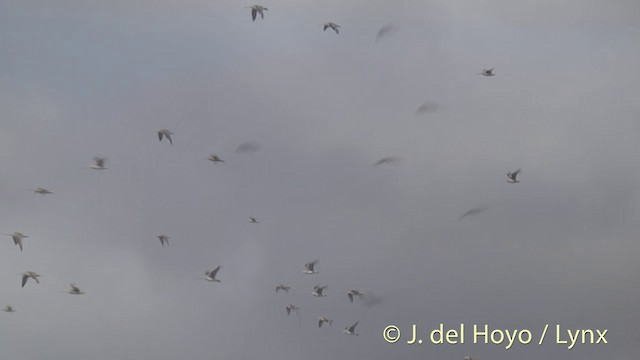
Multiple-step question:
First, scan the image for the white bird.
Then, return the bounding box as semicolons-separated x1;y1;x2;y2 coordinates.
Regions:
303;260;319;274
347;289;364;303
206;154;225;164
318;317;333;328
285;304;299;316
67;284;85;295
506;169;521;183
479;68;495;76
157;129;173;145
3;305;15;313
21;272;40;288
157;235;169;247
343;321;359;335
376;24;395;42
312;285;327;297
204;266;221;282
5;232;29;252
276;284;290;293
246;5;268;21
249;217;259;224
31;187;53;195
323;22;340;34
89;157;107;170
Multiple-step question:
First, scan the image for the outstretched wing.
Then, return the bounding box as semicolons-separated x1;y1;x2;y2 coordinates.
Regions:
210;266;221;278
21;274;28;288
251;8;257;21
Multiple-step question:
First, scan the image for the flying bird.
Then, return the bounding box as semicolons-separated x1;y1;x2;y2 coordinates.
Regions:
312;285;327;297
343;321;359;335
285;304;299;316
303;260;319;274
31;187;53;195
276;284;290;293
415;102;439;115
459;206;487;220
323;22;340;34
318;317;333;328
464;357;477;360
204;266;221;282
246;5;268;21
347;290;364;303
506;169;521;183
157;235;169;247
249;217;259;224
67;284;85;295
5;232;28;252
374;157;399;166
157;129;173;145
206;154;225;164
21;272;40;288
479;68;495;76
3;305;15;313
89;157;107;170
375;24;395;42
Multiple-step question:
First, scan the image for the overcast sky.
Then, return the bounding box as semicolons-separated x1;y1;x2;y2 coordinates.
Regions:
1;0;639;359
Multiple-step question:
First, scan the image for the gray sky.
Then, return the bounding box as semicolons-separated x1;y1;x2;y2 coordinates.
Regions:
1;0;639;359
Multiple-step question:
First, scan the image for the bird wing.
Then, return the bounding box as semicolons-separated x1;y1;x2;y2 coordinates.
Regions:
348;293;353;303
349;322;358;331
324;24;329;31
166;133;172;144
21;274;28;287
158;132;163;142
251;8;257;21
318;319;323;327
210;266;220;278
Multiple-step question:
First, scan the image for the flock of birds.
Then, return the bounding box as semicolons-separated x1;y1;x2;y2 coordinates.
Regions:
2;5;527;359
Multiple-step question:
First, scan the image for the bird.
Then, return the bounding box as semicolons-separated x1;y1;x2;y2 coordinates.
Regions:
3;305;15;313
89;157;107;170
374;157;399;166
312;285;327;297
31;187;53;195
21;272;40;288
276;284;290;293
347;289;364;303
204;266;221;282
479;68;495;76
464;357;477;360
285;304;299;316
246;5;268;21
415;102;439;115
157;129;173;145
323;22;340;34
67;284;85;295
303;260;319;274
5;232;28;252
157;235;169;247
206;154;225;164
318;317;333;328
249;217;259;224
459;206;487;220
506;169;521;183
343;321;359;335
375;24;395;42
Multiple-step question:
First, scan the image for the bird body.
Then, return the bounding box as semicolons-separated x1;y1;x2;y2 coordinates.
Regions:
249;217;259;224
479;68;495;76
285;304;299;316
207;154;225;164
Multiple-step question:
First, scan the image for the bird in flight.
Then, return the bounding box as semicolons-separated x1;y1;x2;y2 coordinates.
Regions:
374;157;399;166
479;68;495;76
303;260;319;274
318;317;333;328
21;272;40;288
506;169;521;183
31;187;53;195
285;304;299;316
375;24;395;42
157;129;173;145
323;22;340;34
347;289;364;303
343;321;359;335
247;5;268;21
157;235;169;247
67;284;85;295
206;154;225;164
3;305;15;313
312;285;327;297
5;232;29;252
249;217;259;224
415;102;439;115
459;206;487;220
276;284;290;293
89;157;107;170
204;266;221;282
